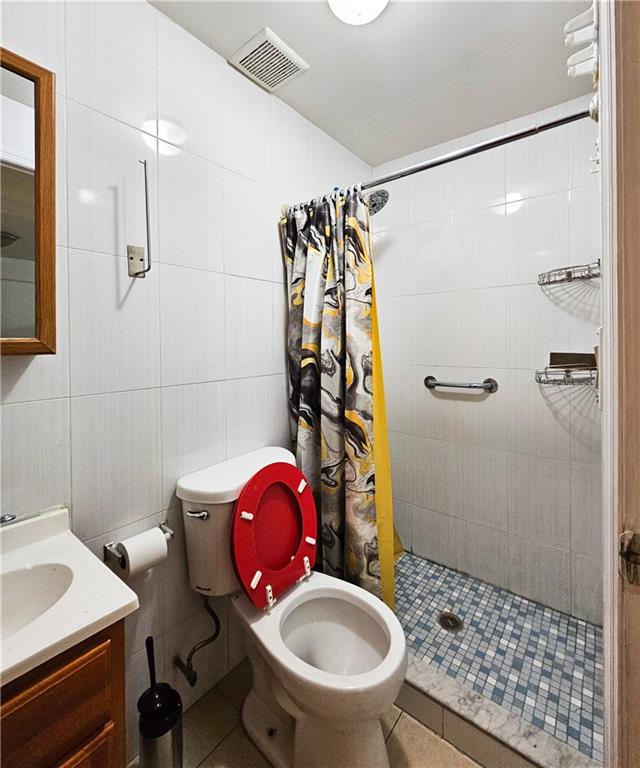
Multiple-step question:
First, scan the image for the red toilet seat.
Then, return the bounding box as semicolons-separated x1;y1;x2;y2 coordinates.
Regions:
231;462;317;610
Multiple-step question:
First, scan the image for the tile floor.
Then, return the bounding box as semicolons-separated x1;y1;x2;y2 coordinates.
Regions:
171;660;482;768
395;553;604;762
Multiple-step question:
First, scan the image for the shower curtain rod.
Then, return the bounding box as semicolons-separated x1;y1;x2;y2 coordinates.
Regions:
289;109;591;210
361;109;591;191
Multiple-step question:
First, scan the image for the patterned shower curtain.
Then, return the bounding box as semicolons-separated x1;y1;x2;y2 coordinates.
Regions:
279;186;396;608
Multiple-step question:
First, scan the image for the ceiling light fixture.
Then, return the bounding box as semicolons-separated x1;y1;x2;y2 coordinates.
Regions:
328;0;389;26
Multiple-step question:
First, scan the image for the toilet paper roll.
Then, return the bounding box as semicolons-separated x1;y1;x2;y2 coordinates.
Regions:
116;527;168;578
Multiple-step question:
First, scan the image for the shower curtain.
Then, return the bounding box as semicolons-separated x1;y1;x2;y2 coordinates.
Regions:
279;186;397;609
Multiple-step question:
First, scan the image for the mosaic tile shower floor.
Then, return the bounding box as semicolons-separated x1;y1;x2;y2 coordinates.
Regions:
395;553;604;762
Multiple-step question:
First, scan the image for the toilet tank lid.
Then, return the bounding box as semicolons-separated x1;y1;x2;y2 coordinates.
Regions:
176;447;296;504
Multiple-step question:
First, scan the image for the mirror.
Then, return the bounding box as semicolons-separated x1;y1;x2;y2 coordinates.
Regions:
1;49;55;354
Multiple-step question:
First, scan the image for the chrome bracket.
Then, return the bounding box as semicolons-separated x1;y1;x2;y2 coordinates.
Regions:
104;541;125;569
265;584;276;610
619;531;640;586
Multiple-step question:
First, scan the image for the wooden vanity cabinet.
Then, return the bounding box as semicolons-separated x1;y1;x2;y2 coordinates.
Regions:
0;621;126;768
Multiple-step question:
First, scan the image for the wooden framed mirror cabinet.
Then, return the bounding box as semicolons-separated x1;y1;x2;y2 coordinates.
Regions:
0;48;56;355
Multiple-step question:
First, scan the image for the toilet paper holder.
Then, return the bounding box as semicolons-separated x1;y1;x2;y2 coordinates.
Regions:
104;522;174;569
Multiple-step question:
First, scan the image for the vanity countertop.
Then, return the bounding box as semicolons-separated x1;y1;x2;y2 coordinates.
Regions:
0;507;138;686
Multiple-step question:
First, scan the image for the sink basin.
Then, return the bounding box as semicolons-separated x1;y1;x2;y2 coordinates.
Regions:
1;563;74;639
0;507;138;685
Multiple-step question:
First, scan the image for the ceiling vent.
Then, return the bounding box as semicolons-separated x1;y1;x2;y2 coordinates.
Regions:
227;27;310;92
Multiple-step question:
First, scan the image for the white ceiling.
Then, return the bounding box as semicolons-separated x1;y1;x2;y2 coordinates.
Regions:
152;0;592;166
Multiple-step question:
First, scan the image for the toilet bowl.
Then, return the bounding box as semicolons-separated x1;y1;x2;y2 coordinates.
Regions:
177;448;407;768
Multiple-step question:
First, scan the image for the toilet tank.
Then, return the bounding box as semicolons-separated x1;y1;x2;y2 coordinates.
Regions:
176;446;296;597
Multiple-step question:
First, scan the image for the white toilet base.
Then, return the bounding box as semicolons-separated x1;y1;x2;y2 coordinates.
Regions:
242;687;390;768
242;689;294;768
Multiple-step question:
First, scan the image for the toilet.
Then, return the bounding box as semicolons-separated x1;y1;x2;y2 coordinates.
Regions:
177;447;407;768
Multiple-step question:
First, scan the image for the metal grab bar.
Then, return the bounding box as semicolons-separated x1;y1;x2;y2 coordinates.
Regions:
424;375;499;393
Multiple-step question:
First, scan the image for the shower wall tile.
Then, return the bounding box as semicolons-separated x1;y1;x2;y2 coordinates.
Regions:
508;453;571;549
571;554;603;625
451;146;505;214
389;432;455;513
157;15;222;163
68;249;160;396
452;287;507;369
507;368;573;459
568;114;599;190
159;264;225;386
65;0;157;130
453;519;508;589
67;100;158;259
455;367;508;450
505;127;569;200
271;99;311;203
408;164;453;224
570;461;603;561
371;177;409;232
451;206;506;290
453;444;508;531
412;505;455;568
403;219;452;294
393;499;414;554
504;191;570;285
569;184;600;264
160;382;226;509
507;537;571;614
158;147;224;272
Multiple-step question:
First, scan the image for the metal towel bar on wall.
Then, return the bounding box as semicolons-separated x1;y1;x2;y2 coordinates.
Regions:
424;375;499;393
127;159;152;278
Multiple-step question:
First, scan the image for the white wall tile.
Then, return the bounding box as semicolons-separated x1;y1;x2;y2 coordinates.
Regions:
454;444;508;530
224;276;284;380
507;369;572;459
157;15;222;162
158;147;223;272
506;284;571;369
569;184;600;264
455;367;508;450
504;192;569;286
508;453;571;549
70;389;162;540
505;128;569;200
412;505;454;567
271;99;311;202
389;432;455;513
1;398;70;517
223;171;279;282
408;164;453;225
453;519;508;589
402;219;452;295
570;461;602;561
162;506;202;628
571;554;602;624
159;265;225;386
2;1;66;94
507;538;571;614
222;65;271;186
56;98;68;247
67;100;158;258
568;117;599;190
66;0;156;129
161;382;226;508
392;499;414;553
2;248;69;404
68;250;160;396
371;178;409;233
451;207;506;290
452;288;506;368
451;146;505;214
225;375;290;459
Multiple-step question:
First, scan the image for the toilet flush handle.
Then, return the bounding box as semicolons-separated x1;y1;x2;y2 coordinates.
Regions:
186;510;209;520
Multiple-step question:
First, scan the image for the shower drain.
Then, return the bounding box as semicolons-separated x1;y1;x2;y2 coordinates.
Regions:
438;611;464;632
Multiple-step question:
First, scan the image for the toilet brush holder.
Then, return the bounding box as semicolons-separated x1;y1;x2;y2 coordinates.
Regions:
138;636;183;768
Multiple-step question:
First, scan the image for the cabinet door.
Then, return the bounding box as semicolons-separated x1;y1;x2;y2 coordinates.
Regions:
55;721;115;768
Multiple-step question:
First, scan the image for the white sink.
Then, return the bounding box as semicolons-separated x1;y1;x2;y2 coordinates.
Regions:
0;508;139;685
